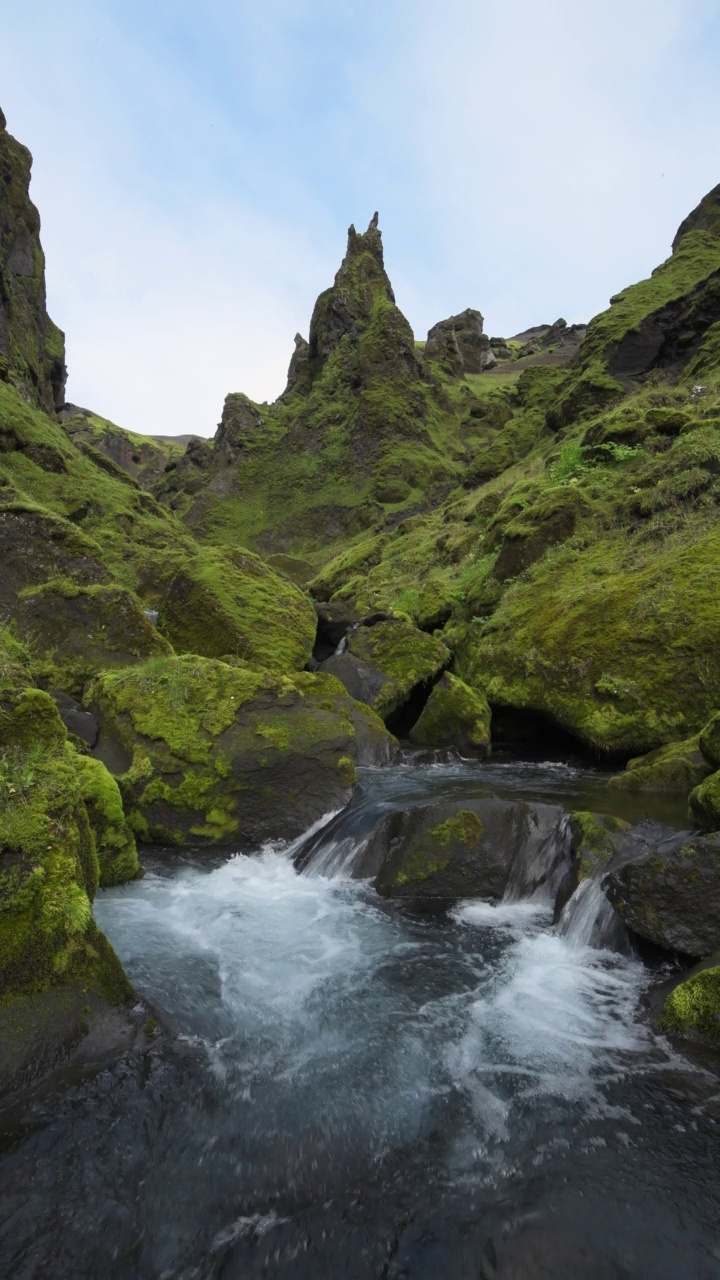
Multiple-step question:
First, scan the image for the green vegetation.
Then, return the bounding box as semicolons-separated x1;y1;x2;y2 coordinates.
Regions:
569;811;629;880
660;962;720;1050
409;673;490;753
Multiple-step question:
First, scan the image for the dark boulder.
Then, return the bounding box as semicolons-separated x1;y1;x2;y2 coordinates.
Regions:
607;829;720;957
374;797;568;910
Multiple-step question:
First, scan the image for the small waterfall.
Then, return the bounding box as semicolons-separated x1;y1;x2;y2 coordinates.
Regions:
503;812;573;905
558;877;630;953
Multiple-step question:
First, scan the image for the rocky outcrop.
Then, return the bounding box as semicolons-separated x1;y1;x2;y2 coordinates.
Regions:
88;655;394;848
424;309;494;376
660;956;720;1051
0;109;66;414
0;505;171;695
307;213;418;384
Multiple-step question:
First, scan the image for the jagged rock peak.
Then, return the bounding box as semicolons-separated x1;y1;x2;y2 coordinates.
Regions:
0;108;66;414
215;391;264;455
284;332;310;396
425;308;495;375
672;182;720;253
304;212;417;382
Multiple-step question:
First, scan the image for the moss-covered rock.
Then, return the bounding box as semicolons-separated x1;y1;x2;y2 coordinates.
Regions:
607;831;720;957
659;957;720;1052
698;711;720;769
688;769;720;829
157;545;316;671
74;753;141;887
609;736;711;797
343;618;450;722
16;579;172;695
408;672;490;753
374;797;565;908
0;667;136;1096
88;654;393;848
569;811;630;881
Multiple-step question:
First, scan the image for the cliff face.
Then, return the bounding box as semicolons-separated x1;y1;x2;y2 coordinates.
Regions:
0;109;66;414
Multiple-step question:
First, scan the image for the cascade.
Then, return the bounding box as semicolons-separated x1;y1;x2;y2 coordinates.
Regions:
502;813;573;904
558;876;631;953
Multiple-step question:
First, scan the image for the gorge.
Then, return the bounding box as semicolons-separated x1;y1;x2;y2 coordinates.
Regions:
1;107;720;1278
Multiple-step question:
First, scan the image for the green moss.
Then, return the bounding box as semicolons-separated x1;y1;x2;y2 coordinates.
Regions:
409;673;491;753
428;810;485;847
88;656;381;846
689;769;720;830
698;711;720;768
660;963;720;1050
74;754;141;887
570;811;629;881
609;736;711;796
157;544;316;671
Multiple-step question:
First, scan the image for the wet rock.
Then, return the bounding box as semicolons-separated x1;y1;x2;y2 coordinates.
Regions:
52;691;100;746
607;829;720;957
374;797;567;909
408;672;490;754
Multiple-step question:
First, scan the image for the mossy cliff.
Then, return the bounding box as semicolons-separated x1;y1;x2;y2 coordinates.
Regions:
0;627;139;1094
0;110;65;415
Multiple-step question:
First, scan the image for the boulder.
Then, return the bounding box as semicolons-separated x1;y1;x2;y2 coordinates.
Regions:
408;672;491;754
88;655;394;848
15;580;172;695
609;735;711;797
607;830;720;957
157;545;317;671
659;956;720;1052
374;797;567;909
335;618;450;727
689;769;720;829
699;711;720;768
74;753;141;888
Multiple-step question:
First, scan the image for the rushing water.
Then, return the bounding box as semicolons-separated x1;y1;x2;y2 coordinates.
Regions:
1;759;720;1279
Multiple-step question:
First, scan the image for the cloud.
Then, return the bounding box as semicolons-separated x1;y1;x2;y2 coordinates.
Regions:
1;0;719;434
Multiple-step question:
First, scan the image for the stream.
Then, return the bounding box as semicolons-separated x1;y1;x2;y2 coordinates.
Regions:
1;758;720;1278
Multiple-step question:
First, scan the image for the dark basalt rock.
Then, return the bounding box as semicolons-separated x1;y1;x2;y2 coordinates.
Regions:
424;308;494;376
374;797;568;909
607;828;720;958
0;108;66;414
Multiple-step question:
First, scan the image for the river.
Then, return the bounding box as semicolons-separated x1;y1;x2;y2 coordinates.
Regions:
1;758;719;1278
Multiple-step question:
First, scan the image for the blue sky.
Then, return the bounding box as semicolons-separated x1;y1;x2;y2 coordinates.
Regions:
2;0;720;436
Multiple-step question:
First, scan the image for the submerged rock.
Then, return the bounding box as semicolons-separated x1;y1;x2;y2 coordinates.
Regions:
374;797;567;909
608;829;720;958
408;672;490;754
88;655;394;848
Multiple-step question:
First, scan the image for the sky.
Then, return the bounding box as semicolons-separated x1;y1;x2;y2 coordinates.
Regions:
2;0;720;438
